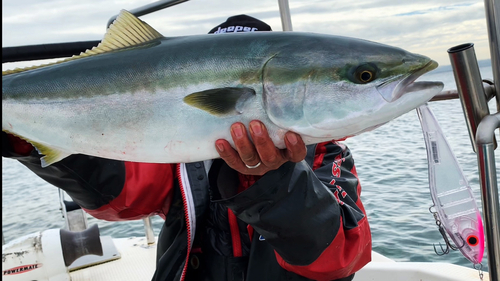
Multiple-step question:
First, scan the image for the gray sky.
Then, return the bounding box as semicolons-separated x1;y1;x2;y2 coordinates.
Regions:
2;0;492;70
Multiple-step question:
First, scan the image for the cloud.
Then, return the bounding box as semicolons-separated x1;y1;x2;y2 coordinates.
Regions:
394;3;475;16
287;1;489;66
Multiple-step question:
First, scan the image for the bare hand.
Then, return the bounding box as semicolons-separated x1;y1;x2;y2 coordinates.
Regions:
215;121;307;175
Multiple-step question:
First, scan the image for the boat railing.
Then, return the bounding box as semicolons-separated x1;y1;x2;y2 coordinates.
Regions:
1;0;499;279
105;0;189;27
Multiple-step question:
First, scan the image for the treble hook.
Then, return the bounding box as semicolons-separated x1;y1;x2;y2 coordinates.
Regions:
433;225;455;255
429;206;464;256
434;242;450;255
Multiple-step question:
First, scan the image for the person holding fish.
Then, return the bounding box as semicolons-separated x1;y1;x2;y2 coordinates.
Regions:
2;14;372;281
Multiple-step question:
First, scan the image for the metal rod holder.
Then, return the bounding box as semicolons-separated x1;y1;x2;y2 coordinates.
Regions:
448;43;496;152
475;113;500;281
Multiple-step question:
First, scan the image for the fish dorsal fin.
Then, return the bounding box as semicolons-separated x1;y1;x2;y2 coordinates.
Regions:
3;9;163;76
80;9;164;56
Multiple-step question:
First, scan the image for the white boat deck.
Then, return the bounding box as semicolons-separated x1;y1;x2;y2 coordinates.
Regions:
68;236;490;281
70;237;157;281
355;255;489;281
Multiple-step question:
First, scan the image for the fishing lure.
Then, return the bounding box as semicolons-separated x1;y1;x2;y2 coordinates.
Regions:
416;104;484;266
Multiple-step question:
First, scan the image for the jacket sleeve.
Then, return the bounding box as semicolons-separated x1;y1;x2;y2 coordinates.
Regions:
212;141;371;281
2;132;175;221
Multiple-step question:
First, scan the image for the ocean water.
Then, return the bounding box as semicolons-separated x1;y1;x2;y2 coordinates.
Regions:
2;61;497;273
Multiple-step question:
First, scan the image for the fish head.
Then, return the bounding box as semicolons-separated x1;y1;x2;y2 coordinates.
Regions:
262;34;444;140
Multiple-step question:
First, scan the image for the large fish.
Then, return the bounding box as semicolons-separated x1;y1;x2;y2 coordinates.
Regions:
2;10;443;167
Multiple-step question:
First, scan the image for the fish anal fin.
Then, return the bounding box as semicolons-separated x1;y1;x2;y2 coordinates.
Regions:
3;10;163;76
28;140;71;167
183;87;256;116
3;130;71;167
37;146;72;168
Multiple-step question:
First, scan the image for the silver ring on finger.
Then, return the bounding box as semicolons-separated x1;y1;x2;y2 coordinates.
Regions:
245;161;262;169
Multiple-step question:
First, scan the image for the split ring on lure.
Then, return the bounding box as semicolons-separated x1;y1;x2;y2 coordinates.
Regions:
417;104;484;266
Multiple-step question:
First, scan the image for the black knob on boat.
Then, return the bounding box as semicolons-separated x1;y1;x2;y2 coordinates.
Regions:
60;224;104;267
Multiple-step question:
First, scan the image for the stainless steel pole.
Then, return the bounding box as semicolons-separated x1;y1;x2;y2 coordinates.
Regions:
107;0;190;27
448;43;496;152
430;83;496;102
143;217;156;245
476;113;500;281
278;0;293;31
484;0;500;115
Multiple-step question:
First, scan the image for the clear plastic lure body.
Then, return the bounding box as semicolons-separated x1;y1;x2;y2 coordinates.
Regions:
417;103;484;265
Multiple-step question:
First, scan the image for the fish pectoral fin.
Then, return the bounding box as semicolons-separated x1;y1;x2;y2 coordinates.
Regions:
183;87;256;116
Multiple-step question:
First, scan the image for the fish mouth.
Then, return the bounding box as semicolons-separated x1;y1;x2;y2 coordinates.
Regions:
376;60;440;102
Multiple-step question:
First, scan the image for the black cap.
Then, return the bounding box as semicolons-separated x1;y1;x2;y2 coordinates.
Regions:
208;14;272;34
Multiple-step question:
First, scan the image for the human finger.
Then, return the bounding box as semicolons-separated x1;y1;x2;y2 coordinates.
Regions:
215;139;247;170
215;137;266;175
248;121;286;169
230;122;261;168
283;131;307;163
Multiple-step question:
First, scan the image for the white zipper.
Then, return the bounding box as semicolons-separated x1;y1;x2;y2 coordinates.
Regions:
177;163;196;281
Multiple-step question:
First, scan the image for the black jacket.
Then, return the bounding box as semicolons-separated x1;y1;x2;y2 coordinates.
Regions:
3;133;371;281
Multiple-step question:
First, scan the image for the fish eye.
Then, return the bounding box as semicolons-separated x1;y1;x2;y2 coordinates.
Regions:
359;70;374;83
349;63;378;84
